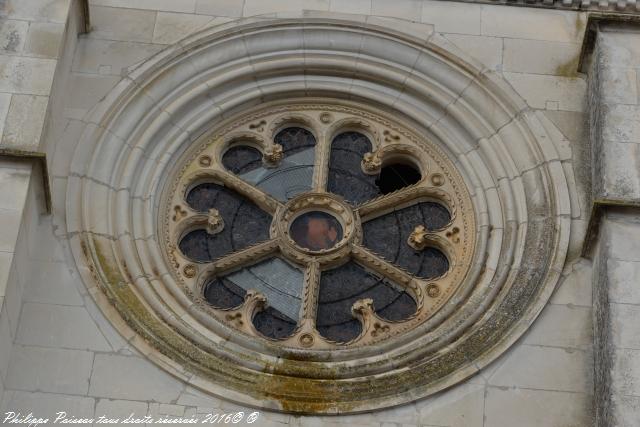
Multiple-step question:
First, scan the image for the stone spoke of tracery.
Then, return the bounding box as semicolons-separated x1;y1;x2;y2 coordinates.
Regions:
165;103;476;352
311;131;331;192
300;261;321;321
351;245;416;291
356;183;455;223
205;238;281;277
205;168;282;215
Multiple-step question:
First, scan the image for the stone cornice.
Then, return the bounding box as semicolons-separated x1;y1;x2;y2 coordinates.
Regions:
578;13;640;72
441;0;640;13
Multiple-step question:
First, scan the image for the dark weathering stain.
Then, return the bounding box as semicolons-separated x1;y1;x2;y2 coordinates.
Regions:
0;19;22;53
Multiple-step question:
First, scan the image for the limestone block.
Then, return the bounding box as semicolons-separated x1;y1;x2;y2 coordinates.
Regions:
25;215;68;263
524;304;592;349
0;164;31;212
611;303;640;350
503;39;581;76
50;119;86;176
196;0;244;17
608;259;640;305
602;104;640;144
0;390;95;420
148;403;185;418
243;0;330;17
0;92;10;138
417;382;484;427
25;22;66;58
481;5;585;43
2;266;23;342
64;73;120;111
544;110;586;146
0;0;70;23
0;252;10;299
489;344;590;393
88;0;197;14
153;13;222;45
176;386;224;408
372;0;421;22
597;140;640;201
329;0;371;15
485;387;591;427
0;56;56;95
72;38;164;75
613;348;640;397
81;292;132;353
0;209;21;253
550;259;592;307
444;34;502;71
88;354;184;402
95;399;149;421
1;94;48;149
605;217;640;263
89;6;157;43
598;30;640;69
421;0;480;35
611;395;640;427
600;66;639;106
503;72;586;112
16;303;112;351
5;345;93;395
0;304;11;382
23;260;84;306
0;20;28;54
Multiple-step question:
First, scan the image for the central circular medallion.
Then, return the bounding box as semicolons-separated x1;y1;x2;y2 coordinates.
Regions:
273;192;360;263
290;211;343;251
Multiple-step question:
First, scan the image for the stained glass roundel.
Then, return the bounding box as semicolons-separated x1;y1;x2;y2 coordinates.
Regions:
164;102;475;349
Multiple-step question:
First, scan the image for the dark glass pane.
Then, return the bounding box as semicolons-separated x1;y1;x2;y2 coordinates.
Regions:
253;307;297;339
327;132;379;205
376;163;421;194
186;182;237;213
362;202;450;279
317;262;416;342
203;258;303;339
222;145;263;175
179;183;271;262
222;128;317;202
204;278;246;309
273;127;316;156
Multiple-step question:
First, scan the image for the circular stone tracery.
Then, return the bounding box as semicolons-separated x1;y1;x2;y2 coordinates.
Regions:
165;103;474;350
66;16;571;414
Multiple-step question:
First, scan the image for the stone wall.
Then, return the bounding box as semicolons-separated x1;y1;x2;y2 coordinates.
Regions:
0;1;597;426
588;22;640;427
0;0;87;406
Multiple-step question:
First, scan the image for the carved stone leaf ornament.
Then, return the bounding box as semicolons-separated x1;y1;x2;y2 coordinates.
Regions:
67;16;571;414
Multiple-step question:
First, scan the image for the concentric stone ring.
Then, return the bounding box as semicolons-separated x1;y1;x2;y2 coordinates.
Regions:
66;15;571;414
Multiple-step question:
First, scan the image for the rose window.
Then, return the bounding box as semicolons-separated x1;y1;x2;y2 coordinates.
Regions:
164;103;475;349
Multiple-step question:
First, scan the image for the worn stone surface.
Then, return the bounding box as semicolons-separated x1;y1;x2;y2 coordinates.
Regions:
1;94;49;149
591;28;640;202
0;1;610;425
88;354;184;402
5;345;93;395
25;22;65;57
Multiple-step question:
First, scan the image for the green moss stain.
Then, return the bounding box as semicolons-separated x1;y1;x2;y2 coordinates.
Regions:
89;236;424;413
555;54;580;78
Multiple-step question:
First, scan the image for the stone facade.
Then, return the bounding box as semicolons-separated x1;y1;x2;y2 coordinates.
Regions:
0;0;638;426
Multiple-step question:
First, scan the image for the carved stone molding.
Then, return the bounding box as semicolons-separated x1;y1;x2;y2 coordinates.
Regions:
66;15;572;414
